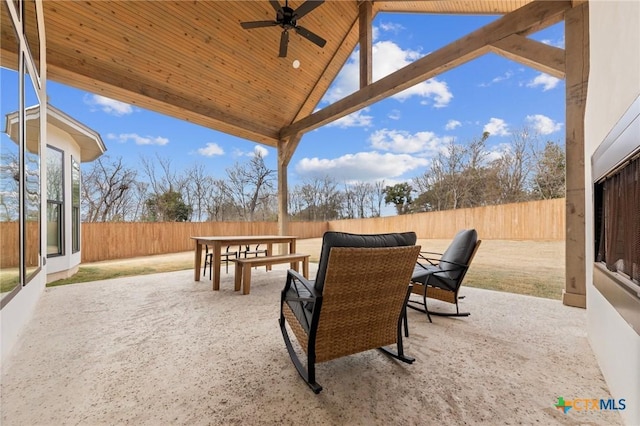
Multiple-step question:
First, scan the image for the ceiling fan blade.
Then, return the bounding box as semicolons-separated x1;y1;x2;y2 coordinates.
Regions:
279;31;289;57
269;0;282;13
293;0;324;20
241;21;278;29
295;26;326;48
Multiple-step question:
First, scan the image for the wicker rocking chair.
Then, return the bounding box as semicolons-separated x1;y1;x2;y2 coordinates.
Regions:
408;229;481;322
279;231;421;393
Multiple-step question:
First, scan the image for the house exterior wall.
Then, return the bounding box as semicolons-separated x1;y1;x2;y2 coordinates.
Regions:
45;125;82;282
585;2;640;424
0;0;48;364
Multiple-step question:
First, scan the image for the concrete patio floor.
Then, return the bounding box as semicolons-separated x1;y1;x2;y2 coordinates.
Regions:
1;265;623;425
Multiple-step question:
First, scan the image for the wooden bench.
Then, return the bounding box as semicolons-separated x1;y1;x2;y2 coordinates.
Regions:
233;253;310;295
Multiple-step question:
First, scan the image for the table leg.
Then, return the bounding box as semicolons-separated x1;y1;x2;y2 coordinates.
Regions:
213;242;222;291
266;243;273;271
234;261;242;291
194;241;202;281
242;263;252;295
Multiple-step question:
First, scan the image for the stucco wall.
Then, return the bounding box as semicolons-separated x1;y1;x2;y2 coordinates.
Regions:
45;125;83;281
585;2;640;425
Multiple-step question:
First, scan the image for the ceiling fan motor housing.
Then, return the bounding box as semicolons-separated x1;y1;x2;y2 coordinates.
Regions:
278;6;297;29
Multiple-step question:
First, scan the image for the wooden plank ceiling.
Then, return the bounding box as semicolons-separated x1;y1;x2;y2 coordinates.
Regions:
1;0;538;147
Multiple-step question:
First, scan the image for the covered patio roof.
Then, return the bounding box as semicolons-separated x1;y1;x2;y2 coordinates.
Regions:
0;0;588;308
2;0;566;148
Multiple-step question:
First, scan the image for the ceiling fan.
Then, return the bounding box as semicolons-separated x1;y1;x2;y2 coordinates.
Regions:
240;0;327;58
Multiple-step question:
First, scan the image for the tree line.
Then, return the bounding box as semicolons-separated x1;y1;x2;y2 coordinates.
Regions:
76;128;565;222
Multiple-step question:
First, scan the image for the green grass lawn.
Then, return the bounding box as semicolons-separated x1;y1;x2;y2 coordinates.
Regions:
46;240;566;301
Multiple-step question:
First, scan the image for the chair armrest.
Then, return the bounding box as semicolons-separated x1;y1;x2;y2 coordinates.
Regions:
417;254;441;268
285;269;320;301
436;258;469;270
420;250;443;256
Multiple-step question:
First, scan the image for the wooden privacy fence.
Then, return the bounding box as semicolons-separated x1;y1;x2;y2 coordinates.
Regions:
329;198;566;240
80;220;328;263
0;198;565;265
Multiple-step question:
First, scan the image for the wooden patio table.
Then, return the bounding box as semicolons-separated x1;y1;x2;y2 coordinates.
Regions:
191;235;298;291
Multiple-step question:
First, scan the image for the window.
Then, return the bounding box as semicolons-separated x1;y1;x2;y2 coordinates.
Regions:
0;3;20;303
595;155;640;288
1;0;44;307
23;64;41;281
591;95;640;333
47;146;63;256
72;157;80;253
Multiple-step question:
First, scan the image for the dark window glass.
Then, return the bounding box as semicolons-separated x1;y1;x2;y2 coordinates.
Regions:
47;146;63;256
596;155;640;285
72;158;80;253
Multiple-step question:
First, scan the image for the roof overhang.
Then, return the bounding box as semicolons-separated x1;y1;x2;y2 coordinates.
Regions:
4;104;106;162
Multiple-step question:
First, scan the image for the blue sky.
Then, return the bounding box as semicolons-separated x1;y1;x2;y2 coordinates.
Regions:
4;13;565;188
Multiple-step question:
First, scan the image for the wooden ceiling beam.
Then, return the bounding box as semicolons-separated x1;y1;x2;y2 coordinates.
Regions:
290;4;361;125
490;34;565;79
280;0;572;139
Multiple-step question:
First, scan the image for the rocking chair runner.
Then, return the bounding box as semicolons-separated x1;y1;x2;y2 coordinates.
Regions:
279;231;420;393
408;229;481;322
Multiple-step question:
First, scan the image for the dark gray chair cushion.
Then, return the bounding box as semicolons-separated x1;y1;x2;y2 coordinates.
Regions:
313;231;417;293
410;229;477;291
439;229;477;280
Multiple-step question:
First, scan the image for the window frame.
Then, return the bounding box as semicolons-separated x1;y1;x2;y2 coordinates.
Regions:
46;145;64;257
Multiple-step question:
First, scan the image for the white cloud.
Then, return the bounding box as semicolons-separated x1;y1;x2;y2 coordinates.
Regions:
197;142;224;157
395;78;452;108
379;22;405;34
485;142;512;162
327;109;373;128
525;114;563;135
540;36;565;49
388;109;401;120
108;133;169;146
84;94;133;116
295;151;428;183
479;70;514;87
322;40;453;108
527;73;561;91
483;118;510;137
252;145;269;158
369;129;443;154
445;119;462;130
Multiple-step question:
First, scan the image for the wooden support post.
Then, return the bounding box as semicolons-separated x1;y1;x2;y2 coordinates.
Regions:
359;1;372;89
563;3;589;308
277;139;289;239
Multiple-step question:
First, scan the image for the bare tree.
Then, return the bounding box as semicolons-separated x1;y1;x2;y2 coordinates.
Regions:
370;180;386;217
413;138;466;211
223;152;276;221
346;181;374;218
489;128;533;204
0;148;19;221
139;153;181;195
81;156;137;222
531;140;566;199
182;163;215;221
291;176;342;221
